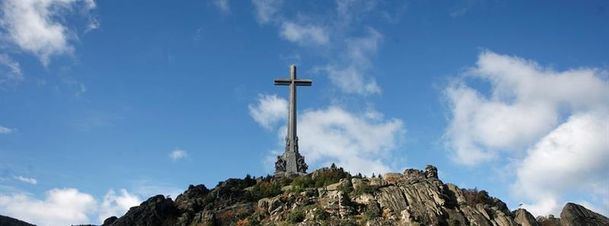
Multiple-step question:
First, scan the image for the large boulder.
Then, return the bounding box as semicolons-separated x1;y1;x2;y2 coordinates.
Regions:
513;208;538;226
560;202;609;226
104;195;178;226
174;184;210;212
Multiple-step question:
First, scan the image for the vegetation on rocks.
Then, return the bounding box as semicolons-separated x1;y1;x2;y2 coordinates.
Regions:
99;164;608;226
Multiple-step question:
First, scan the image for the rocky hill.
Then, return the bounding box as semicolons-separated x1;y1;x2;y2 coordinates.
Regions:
100;165;608;226
0;214;35;226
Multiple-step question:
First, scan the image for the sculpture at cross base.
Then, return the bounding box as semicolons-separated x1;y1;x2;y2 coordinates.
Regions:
274;65;311;176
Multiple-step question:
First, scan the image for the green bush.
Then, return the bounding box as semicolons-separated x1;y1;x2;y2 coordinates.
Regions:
249;181;282;200
354;183;375;196
313;207;329;220
339;183;353;194
313;169;351;188
287;210;306;223
291;175;315;191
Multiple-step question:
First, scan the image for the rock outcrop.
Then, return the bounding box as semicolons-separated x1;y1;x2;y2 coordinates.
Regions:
101;165;608;226
0;215;34;226
560;202;609;226
513;208;538;226
110;195;179;226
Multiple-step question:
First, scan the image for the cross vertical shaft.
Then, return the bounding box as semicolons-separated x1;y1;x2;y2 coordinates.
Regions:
288;65;297;156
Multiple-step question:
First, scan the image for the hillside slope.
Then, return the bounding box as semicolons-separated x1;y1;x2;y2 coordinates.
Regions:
101;165;608;226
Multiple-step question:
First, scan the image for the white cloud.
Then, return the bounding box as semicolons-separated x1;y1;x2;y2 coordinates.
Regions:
169;148;188;161
324;65;381;95
248;94;288;130
251;0;282;24
444;51;609;216
0;0;96;65
445;51;609;165
0;188;97;226
514;112;609;216
214;0;230;14
321;28;382;95
13;176;37;185
279;21;329;46
0;125;13;134
98;189;141;222
0;188;145;225
298;106;404;174
0;54;23;86
250;95;404;175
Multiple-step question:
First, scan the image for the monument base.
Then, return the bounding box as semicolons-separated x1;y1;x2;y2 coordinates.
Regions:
274;152;308;176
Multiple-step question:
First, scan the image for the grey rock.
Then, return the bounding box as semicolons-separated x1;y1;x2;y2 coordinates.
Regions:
537;215;561;226
102;216;118;225
513;208;538;226
104;195;178;226
0;215;34;226
560;202;609;226
174;184;209;212
424;165;438;179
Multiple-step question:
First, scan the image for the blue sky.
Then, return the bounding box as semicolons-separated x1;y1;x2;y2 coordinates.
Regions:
0;0;608;225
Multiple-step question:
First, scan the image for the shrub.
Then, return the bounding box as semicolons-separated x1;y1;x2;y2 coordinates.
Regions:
288;210;306;223
313;207;329;220
312;168;351;188
247;212;263;226
448;219;461;226
339;183;353;194
249;181;282;200
291;175;315;191
354;183;375;196
364;204;381;220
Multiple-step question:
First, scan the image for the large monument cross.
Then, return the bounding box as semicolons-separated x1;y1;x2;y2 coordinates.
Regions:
274;65;311;176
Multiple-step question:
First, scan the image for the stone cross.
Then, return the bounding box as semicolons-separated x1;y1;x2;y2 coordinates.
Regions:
274;65;311;175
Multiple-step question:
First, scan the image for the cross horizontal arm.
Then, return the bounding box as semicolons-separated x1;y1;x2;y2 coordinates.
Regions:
294;80;312;86
274;79;313;86
274;79;291;86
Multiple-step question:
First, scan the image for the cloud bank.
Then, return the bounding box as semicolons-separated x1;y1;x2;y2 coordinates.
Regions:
0;0;96;65
444;51;609;216
249;95;404;175
0;188;141;226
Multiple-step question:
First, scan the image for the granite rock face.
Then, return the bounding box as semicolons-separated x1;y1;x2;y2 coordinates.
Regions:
109;195;178;226
101;165;608;226
560;202;609;226
513;208;539;226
